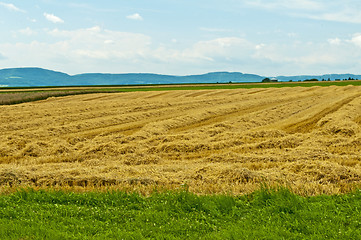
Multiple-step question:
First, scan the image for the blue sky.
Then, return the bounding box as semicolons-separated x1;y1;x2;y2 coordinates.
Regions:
1;0;361;76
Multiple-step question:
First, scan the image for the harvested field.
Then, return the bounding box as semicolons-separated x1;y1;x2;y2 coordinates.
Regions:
1;85;361;195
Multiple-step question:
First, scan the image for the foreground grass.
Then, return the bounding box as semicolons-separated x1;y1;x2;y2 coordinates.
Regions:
0;188;360;239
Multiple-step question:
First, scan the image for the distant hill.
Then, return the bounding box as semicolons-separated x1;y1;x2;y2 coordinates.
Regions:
0;67;360;87
0;68;72;87
0;68;265;87
277;74;361;82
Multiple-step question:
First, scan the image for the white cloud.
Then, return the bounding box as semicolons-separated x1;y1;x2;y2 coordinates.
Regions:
149;37;257;69
104;39;114;44
287;32;298;38
328;38;341;45
0;27;256;74
200;27;232;33
186;37;254;61
255;43;266;50
44;13;64;24
317;11;361;24
47;26;152;63
0;27;153;73
250;37;361;75
245;0;323;11
0;52;6;60
350;34;361;47
0;2;25;12
126;13;143;21
2;24;361;76
18;27;36;36
245;0;361;24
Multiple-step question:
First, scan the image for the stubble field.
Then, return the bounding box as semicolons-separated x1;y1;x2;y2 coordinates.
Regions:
1;85;361;195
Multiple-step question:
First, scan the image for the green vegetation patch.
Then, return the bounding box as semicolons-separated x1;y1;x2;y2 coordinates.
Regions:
0;187;361;239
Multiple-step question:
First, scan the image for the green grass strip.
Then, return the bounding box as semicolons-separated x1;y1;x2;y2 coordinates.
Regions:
0;187;360;239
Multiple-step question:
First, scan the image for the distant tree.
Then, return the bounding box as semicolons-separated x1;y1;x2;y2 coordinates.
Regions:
304;78;319;82
262;78;271;83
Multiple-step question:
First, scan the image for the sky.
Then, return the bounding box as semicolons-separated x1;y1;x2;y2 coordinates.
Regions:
1;0;361;76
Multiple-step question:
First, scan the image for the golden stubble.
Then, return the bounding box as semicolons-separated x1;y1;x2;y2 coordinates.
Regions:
1;85;361;195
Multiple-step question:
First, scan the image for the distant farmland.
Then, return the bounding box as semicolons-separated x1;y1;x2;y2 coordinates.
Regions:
0;85;361;195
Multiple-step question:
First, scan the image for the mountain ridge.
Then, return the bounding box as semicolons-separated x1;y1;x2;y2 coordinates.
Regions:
0;67;360;87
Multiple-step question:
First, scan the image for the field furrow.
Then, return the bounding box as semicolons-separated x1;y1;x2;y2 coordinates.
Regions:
1;86;361;195
283;93;361;133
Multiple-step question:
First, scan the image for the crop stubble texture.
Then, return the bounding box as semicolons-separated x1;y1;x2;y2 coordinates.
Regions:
1;86;361;195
